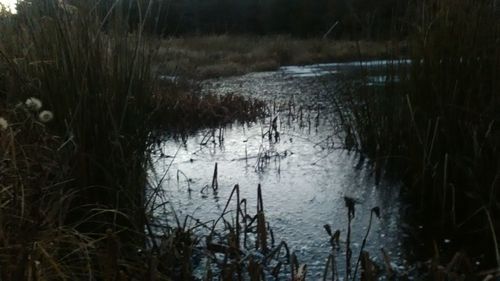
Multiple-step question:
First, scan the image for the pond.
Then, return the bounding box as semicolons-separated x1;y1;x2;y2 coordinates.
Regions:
151;60;413;279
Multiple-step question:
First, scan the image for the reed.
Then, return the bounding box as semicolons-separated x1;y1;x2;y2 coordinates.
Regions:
322;198;382;281
0;0;176;278
0;0;266;279
1;0;162;236
151;83;266;132
333;0;500;270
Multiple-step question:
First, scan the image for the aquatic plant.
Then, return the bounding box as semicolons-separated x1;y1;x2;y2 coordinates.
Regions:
151;84;267;132
161;183;308;280
0;0;266;279
323;197;382;281
332;0;500;273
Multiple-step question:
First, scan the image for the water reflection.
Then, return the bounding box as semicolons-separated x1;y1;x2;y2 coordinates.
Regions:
152;61;409;278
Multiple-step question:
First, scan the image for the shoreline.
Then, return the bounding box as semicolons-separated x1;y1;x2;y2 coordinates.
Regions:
154;35;407;79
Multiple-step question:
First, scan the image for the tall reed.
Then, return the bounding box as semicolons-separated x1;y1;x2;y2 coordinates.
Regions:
0;1;270;279
333;0;500;268
0;1;167;278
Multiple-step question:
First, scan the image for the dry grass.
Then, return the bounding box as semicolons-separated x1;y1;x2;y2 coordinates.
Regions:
155;35;405;79
0;1;266;279
3;0;496;279
0;104;168;280
332;0;500;272
151;80;266;132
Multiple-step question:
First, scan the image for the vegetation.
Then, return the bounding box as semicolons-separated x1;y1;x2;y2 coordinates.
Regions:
333;0;500;272
0;1;265;279
153;80;266;130
111;0;409;38
156;35;403;79
0;0;164;277
1;0;499;279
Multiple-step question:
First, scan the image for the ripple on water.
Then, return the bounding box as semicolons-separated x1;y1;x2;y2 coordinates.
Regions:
152;61;410;278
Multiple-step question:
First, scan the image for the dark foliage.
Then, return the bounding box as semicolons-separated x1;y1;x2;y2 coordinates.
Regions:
87;0;410;39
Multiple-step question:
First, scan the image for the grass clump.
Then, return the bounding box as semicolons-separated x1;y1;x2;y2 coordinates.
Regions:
153;81;266;132
333;0;500;270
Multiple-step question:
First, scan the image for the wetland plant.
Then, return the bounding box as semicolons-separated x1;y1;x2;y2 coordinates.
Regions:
0;0;266;279
331;0;500;274
323;197;381;281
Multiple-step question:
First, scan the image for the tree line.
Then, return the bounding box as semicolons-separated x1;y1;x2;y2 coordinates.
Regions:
15;0;411;39
122;0;410;39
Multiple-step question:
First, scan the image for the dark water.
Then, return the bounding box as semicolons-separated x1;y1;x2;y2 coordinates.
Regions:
151;61;413;279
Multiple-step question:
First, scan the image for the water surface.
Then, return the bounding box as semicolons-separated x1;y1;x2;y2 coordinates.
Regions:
152;61;410;279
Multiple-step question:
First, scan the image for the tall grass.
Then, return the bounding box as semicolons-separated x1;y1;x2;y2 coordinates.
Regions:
0;0;269;278
2;0;160;241
0;0;167;278
333;0;500;269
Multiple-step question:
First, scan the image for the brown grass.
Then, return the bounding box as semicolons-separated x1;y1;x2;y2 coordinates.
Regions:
0;1;267;280
151;80;266;132
155;35;405;79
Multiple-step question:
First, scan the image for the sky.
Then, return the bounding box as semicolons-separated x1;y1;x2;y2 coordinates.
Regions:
0;0;16;12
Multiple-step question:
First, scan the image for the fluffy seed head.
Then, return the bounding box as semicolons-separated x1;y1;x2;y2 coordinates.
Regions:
38;110;54;123
25;97;42;111
0;117;8;130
